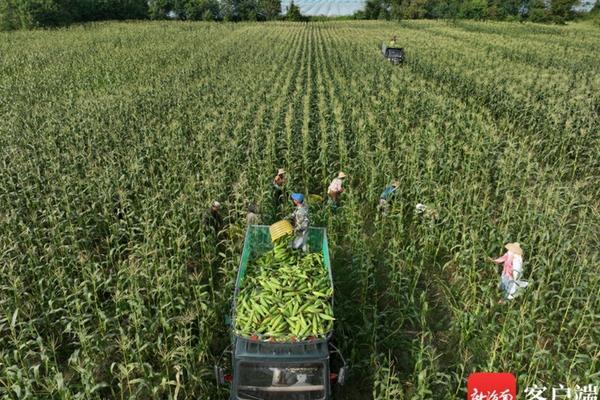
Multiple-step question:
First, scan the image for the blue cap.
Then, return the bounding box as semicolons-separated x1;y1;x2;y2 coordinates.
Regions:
291;193;304;203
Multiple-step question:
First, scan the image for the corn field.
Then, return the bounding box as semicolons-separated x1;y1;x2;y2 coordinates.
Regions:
0;20;598;399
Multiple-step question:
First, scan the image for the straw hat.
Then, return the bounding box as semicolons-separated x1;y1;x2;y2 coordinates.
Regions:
505;242;523;256
391;180;400;187
212;201;221;209
338;171;347;179
277;168;285;175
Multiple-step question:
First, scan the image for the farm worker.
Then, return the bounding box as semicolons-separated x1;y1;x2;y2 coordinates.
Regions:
286;193;309;251
378;180;399;215
273;168;287;207
389;35;397;47
246;203;260;225
113;193;127;220
327;171;347;207
203;201;224;237
415;203;439;225
489;242;529;304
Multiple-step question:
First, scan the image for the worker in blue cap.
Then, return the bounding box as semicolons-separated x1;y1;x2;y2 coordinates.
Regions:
286;193;310;251
378;180;400;216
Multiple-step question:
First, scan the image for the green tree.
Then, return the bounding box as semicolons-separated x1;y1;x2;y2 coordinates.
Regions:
549;0;577;19
500;0;524;17
427;0;451;18
257;0;281;20
486;0;507;19
286;1;304;20
149;0;173;19
364;0;390;19
0;0;18;30
17;0;74;27
459;0;488;18
389;0;403;19
446;0;459;19
202;7;215;19
589;1;600;25
527;0;549;21
78;0;148;20
181;0;220;20
220;0;237;20
402;0;428;18
1;0;148;29
237;0;258;20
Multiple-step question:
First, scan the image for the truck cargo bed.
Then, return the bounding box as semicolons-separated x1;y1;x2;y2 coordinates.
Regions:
232;225;334;344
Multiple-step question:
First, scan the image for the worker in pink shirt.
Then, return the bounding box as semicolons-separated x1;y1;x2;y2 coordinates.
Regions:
489;242;529;304
327;171;346;209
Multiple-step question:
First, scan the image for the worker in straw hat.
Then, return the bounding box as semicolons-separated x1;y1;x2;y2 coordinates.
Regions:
286;193;309;251
378;180;400;216
489;242;529;304
272;168;287;208
327;171;347;208
415;203;439;226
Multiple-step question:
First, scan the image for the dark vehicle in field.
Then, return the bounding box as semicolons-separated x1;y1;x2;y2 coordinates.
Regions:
215;225;347;400
382;43;405;64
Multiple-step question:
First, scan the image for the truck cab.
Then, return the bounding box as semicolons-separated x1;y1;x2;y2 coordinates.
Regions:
381;43;405;64
229;338;334;400
215;226;346;400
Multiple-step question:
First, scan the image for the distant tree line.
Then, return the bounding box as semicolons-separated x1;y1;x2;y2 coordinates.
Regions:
357;0;588;22
0;0;592;29
148;0;282;21
0;0;148;30
0;0;284;30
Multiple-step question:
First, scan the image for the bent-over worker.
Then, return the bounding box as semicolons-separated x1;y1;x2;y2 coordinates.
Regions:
378;180;399;215
246;203;260;225
489;242;529;304
327;171;346;208
203;201;223;237
286;193;309;252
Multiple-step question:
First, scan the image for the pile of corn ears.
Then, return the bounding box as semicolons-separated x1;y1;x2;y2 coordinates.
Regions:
235;236;334;342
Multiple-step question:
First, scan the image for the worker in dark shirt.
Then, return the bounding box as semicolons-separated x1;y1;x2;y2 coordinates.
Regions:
203;201;223;237
273;168;287;208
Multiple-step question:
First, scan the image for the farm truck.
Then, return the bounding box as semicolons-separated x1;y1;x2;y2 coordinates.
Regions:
214;225;347;400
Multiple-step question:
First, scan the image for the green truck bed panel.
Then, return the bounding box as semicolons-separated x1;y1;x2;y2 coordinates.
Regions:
232;225;334;343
